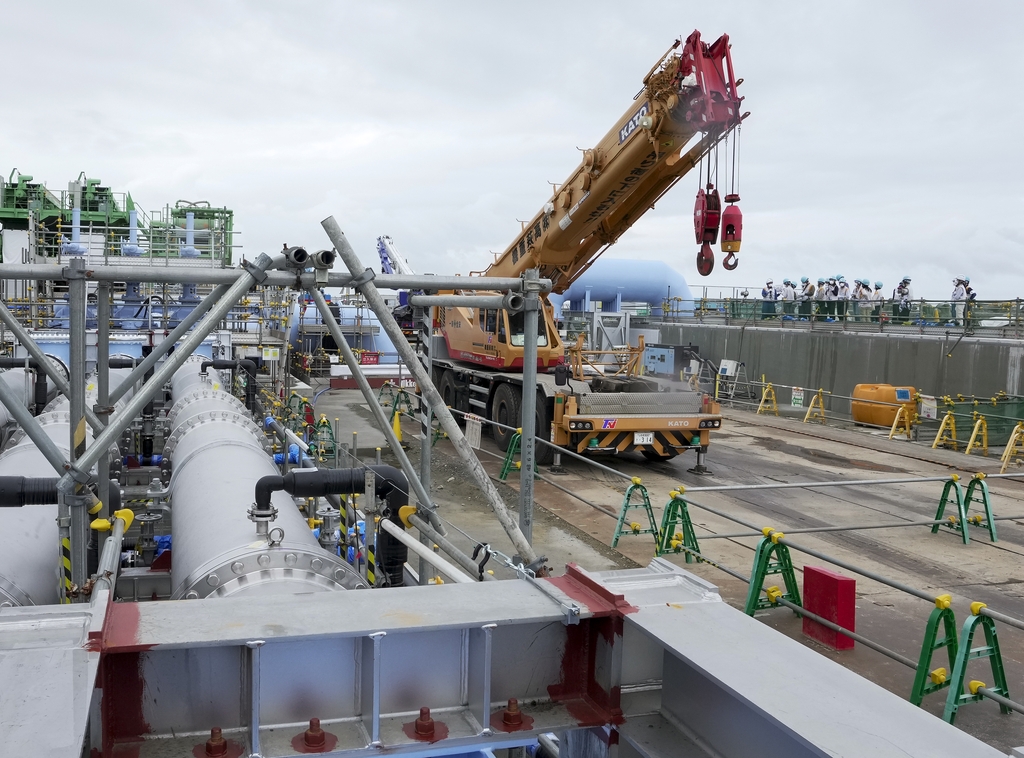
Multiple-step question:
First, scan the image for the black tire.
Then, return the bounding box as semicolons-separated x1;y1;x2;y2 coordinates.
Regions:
439;370;459;411
642;450;677;463
491;383;521;451
534;393;554;465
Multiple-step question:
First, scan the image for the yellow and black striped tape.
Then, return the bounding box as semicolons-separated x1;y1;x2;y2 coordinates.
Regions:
61;537;73;603
366;545;375;586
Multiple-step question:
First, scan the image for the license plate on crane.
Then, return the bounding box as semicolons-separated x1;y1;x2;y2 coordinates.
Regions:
633;432;654;445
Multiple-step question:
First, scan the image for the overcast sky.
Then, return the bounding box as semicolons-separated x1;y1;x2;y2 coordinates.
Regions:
3;2;1023;298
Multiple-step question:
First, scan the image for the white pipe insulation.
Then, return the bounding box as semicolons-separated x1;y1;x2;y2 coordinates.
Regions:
166;358;367;598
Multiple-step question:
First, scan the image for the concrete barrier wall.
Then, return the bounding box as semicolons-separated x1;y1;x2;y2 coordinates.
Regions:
658;324;1024;403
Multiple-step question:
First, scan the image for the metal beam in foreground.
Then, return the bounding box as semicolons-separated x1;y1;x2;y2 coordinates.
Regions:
0;559;1001;757
321;215;541;570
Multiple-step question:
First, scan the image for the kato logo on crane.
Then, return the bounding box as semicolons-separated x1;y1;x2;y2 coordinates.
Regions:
619;102;650;144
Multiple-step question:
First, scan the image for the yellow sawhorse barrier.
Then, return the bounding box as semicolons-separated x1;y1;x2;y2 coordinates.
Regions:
932;411;958;451
1000;422;1024;473
803;389;827;424
964;413;988;457
757;381;779;416
889;405;915;440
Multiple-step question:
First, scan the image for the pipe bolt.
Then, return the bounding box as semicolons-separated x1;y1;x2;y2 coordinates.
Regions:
502;698;523;726
303;718;326;748
205;726;227;757
414;706;435;737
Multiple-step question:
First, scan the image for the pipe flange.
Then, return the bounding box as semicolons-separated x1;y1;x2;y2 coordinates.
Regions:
5;410;72;447
0;573;34;608
172;546;368;599
167;387;245;424
163;409;270;460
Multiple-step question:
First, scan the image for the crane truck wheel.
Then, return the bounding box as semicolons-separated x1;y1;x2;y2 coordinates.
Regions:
490;383;521;451
439;370;461;421
642;450;677;463
534;393;554;465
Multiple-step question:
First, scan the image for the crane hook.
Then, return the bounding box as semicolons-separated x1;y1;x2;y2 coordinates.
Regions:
696;242;714;276
723;252;738;270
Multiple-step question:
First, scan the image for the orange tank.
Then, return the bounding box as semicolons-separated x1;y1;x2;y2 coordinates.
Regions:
851;384;917;427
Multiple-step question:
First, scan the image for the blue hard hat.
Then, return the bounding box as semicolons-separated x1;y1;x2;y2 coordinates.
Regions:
964;276;970;283
801;276;809;283
817;278;825;284
875;281;883;288
861;277;869;284
902;275;912;282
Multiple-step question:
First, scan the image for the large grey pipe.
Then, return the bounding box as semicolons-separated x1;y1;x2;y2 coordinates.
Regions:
0;371;134;606
166;360;366;599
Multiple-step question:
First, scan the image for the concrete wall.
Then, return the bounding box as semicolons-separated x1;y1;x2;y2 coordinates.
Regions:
659;324;1024;402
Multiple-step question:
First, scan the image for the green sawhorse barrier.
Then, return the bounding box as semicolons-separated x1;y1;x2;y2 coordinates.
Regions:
744;529;802;616
656;490;702;562
932;474;998;544
931;475;969;545
612;478;658;548
963;474;998;542
943;602;1012;724
498;430;538;481
910;594;959;706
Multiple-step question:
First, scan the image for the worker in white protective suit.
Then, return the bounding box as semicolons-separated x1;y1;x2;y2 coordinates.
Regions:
951;276;968;326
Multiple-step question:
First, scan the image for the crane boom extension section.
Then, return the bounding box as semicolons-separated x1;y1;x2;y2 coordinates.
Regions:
484;31;743;291
433;31;742;468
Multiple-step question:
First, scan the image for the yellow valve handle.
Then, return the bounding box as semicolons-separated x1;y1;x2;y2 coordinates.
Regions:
114;509;135;531
90;518;112;532
629;522;642;534
934;594;952;610
765;586;783;604
630;476;642;485
930;668;947;685
968;680;986;695
398;505;417;529
770;531;785;544
970;602;987;616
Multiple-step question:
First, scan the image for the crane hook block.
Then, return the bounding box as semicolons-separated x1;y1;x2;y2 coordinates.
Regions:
697;242;715;276
721;203;743;254
723;252;738;270
693;183;722;245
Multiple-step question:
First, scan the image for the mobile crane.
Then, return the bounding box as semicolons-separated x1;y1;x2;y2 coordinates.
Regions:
431;30;746;470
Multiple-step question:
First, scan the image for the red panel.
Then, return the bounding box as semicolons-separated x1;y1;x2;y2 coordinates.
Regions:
802;566;856;651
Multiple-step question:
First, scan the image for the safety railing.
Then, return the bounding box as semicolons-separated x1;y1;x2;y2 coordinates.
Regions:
366;382;1024;733
632;297;1024;338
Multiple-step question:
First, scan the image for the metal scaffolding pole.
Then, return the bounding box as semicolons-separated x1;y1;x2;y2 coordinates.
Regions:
306;287;443;534
108;283;230;404
518;269;540;546
320;216;540;569
67;258;90;595
0;263;534;292
0;297;103;432
96;283;112;524
69;254;277;477
417;304;433;584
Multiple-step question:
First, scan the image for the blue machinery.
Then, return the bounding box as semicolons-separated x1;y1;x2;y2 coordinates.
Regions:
0;217;1008;757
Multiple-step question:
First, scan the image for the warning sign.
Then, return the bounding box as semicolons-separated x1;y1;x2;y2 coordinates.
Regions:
791;387;804;407
465;415;482;449
262;347;281;361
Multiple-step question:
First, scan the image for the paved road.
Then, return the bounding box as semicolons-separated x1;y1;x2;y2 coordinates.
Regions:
317;382;1024;750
